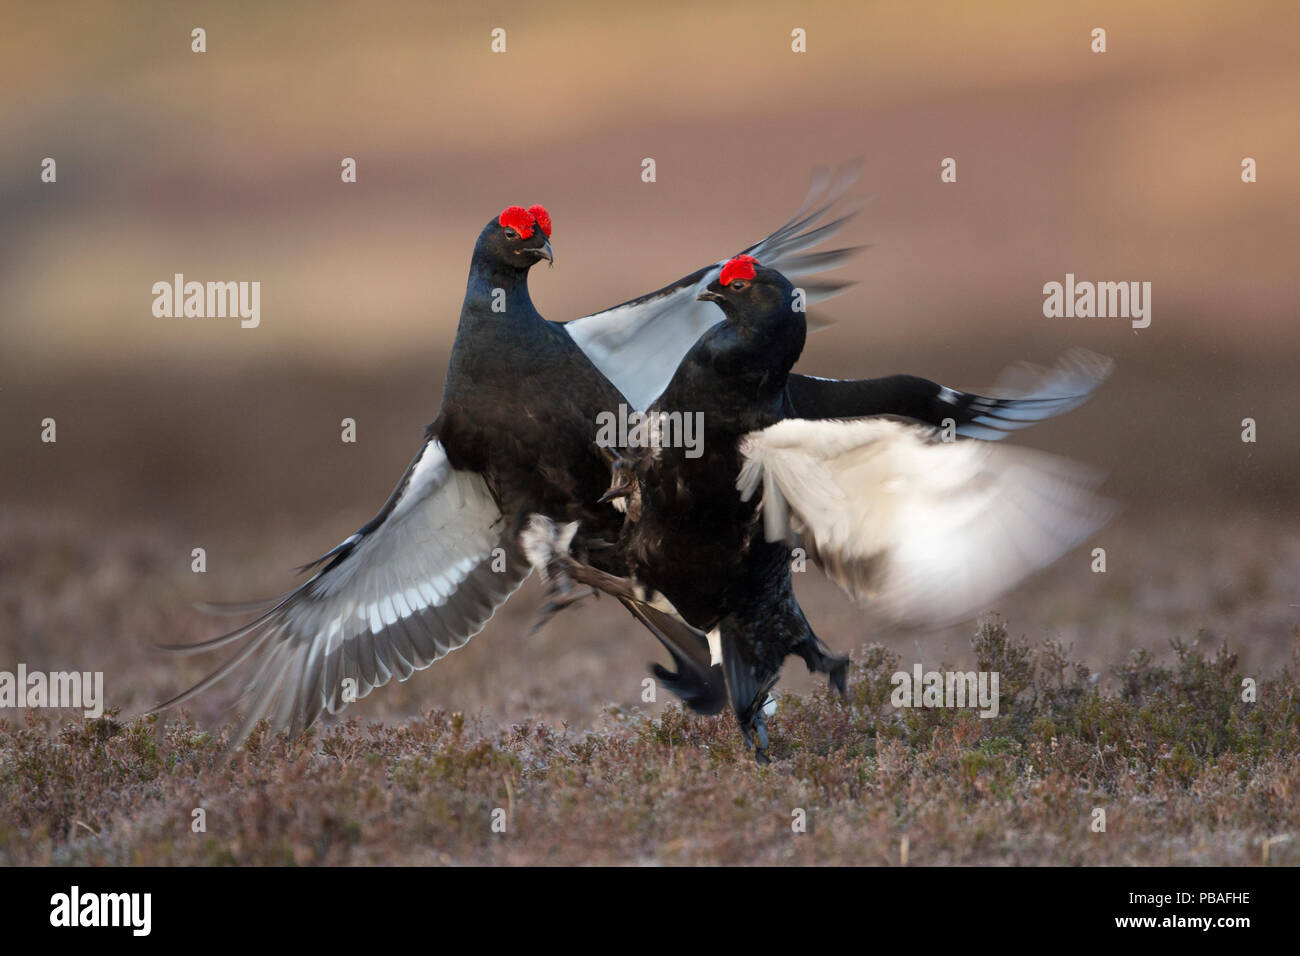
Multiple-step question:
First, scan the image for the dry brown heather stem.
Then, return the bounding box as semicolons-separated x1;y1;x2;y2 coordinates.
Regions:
2;618;1297;866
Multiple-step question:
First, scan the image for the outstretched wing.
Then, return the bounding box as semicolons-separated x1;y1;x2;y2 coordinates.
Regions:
736;418;1114;628
786;349;1113;441
564;162;863;411
151;438;531;743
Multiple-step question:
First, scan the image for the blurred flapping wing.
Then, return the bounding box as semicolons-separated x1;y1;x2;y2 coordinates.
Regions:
736;418;1114;628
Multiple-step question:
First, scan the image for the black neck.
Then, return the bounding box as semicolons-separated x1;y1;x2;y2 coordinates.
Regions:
462;252;537;318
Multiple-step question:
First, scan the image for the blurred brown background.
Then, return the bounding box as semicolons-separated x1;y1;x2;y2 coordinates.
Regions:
2;0;1297;731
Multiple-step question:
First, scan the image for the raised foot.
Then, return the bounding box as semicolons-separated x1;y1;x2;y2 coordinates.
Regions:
794;635;850;698
520;514;595;632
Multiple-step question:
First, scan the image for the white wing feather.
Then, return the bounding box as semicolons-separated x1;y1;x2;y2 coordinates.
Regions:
153;439;530;742
737;419;1113;627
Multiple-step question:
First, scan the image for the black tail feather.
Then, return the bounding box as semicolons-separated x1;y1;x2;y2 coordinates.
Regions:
625;600;727;716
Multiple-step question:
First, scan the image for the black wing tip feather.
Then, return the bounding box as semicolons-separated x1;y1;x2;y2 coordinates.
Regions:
797;277;858;299
958;348;1115;434
567;159;866;330
778;244;871;274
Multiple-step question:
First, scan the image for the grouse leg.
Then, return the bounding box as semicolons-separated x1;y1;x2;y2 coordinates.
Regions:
791;631;850;697
521;514;646;630
718;622;781;765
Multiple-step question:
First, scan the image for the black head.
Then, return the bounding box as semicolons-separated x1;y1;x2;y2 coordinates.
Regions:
475;204;554;273
696;255;799;322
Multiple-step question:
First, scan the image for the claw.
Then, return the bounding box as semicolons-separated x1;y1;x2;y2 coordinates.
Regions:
530;582;597;634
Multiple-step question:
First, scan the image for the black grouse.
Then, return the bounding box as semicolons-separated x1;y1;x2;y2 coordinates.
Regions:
531;255;1113;762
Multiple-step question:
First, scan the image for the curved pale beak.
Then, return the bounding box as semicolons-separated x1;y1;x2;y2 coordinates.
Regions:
531;239;554;264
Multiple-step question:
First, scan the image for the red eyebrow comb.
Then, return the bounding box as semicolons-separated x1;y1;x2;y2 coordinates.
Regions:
719;255;759;285
527;204;552;238
498;206;537;238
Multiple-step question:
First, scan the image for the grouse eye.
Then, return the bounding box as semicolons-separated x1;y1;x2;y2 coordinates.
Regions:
504;227;520;240
730;279;749;291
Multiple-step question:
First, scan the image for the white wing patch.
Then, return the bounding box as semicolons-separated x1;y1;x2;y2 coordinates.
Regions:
737;418;1114;628
565;293;727;413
